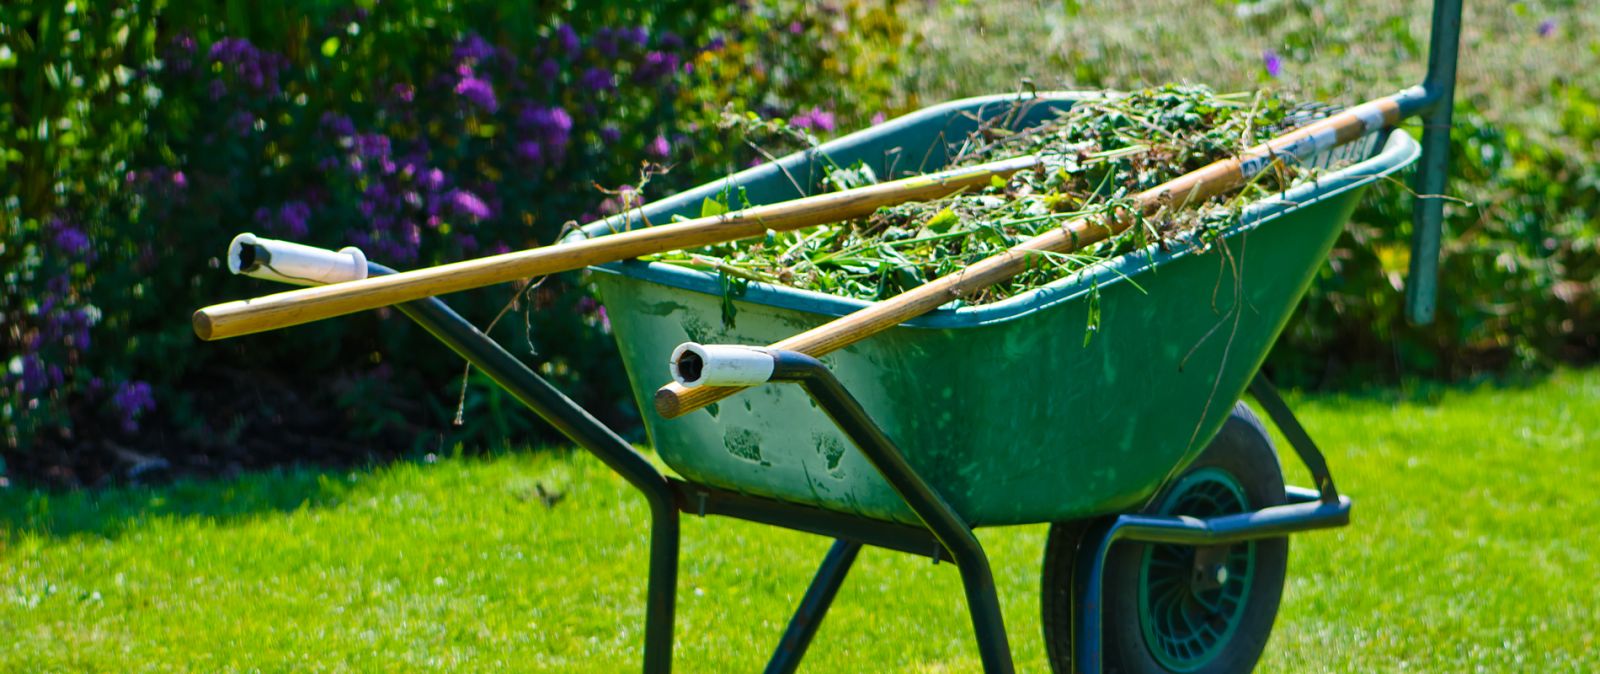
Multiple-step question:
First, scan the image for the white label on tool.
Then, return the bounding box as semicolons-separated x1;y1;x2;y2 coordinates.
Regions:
1240;127;1338;178
1350;102;1387;133
1239;150;1276;179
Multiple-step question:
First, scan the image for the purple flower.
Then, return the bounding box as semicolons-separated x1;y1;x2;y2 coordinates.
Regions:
871;112;887;125
598;185;640;215
17;355;47;395
659;31;684;50
517;140;544;164
539;57;561;83
206;37;284;96
51;225;91;255
448;189;492;220
520;105;573;135
1262;49;1283;79
1537;19;1557;37
596;306;611;333
354;133;391;160
635;51;680;83
172;171;187;188
453;33;495;64
624;26;649;46
364;183;393;208
646;134;671;159
594;28;619;59
392;83;415;103
455;75;499;112
278;201;311;237
228;111;256;136
600;126;621;144
581;67;615;93
111;380;156;433
320;111;356;138
516;105;574;164
208;37;246;61
556;24;580;56
788;22;804;35
792;106;836;133
419;167;446;191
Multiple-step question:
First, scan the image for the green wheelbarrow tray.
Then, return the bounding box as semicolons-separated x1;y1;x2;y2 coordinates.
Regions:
577;92;1421;527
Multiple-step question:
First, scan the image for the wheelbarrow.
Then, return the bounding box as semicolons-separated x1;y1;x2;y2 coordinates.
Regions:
196;2;1463;671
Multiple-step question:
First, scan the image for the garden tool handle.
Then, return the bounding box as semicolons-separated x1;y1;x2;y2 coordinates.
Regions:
191;155;1042;341
653;96;1407;419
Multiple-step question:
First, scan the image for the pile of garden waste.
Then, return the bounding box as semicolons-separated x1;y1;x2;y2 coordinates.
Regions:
647;85;1327;304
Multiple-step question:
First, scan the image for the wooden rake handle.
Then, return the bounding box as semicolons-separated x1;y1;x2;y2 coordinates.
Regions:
191;155;1043;341
653;96;1403;419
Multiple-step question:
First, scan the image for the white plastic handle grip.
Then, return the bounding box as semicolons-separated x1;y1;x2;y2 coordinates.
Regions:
669;343;777;388
227;233;368;286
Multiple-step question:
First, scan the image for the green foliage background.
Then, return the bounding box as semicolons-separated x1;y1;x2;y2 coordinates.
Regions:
3;0;1595;481
903;0;1598;386
1;0;907;479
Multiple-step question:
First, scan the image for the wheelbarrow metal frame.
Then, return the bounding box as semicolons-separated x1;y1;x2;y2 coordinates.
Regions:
337;2;1462;670
379;269;1354;674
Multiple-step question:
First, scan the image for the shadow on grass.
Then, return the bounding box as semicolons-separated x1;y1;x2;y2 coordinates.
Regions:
0;464;362;540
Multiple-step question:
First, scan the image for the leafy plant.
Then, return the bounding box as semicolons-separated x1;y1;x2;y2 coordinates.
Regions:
647;86;1310;306
0;0;909;479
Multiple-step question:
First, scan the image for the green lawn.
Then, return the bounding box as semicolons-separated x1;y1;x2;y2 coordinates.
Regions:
3;370;1596;672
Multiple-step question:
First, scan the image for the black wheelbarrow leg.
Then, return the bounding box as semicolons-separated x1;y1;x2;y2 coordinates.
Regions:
374;264;681;674
759;351;1016;674
764;538;863;674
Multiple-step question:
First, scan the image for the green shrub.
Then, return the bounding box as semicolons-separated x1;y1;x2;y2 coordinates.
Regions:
898;0;1599;385
1;0;907;475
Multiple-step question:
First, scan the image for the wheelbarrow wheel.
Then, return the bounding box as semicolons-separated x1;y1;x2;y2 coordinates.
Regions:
1041;402;1289;673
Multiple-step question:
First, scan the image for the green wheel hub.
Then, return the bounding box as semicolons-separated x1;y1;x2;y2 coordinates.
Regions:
1136;467;1256;671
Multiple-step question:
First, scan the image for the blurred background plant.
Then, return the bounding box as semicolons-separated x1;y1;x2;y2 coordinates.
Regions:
899;0;1598;387
1;0;907;484
4;0;1595;486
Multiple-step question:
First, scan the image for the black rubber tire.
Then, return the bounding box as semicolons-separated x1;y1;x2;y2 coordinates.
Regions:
1040;516;1088;670
1041;402;1289;674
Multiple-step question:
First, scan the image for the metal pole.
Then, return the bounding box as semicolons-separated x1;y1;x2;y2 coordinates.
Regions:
764;351;1016;674
764;539;863;674
1405;0;1464;324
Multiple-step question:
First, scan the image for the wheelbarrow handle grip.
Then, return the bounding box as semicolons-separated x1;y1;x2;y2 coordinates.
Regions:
227;233;368;286
190;155;1042;341
669;343;778;388
654;95;1407;419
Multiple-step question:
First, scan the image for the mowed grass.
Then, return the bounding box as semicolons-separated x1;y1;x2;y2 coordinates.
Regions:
2;369;1595;672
